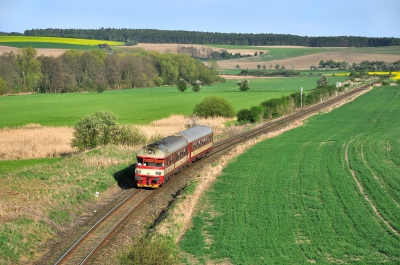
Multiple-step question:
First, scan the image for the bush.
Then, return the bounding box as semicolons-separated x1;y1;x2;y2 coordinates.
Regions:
316;75;328;88
72;110;119;151
215;75;226;83
177;79;188;92
261;98;283;119
192;80;202;92
117;125;147;146
289;92;302;108
97;85;106;93
249;105;263;123
237;106;263;124
237;79;250;91
193;96;235;118
119;236;179;265
237;109;251;123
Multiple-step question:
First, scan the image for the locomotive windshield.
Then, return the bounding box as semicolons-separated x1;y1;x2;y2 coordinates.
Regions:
136;157;164;167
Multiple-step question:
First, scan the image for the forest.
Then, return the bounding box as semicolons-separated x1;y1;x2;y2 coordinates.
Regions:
24;28;400;47
0;47;219;94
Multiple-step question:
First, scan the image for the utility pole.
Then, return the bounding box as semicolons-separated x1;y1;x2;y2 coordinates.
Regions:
300;87;303;110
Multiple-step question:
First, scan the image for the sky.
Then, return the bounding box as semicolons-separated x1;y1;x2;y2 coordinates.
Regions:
1;0;399;38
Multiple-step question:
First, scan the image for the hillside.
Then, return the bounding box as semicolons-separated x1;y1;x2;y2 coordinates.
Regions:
2;42;400;70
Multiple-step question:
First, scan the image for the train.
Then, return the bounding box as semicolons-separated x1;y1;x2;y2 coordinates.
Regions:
135;125;213;188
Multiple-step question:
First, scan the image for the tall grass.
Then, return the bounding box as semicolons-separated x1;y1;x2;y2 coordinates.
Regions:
0;124;76;160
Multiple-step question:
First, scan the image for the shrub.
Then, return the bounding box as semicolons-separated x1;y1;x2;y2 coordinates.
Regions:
249;105;264;123
237;106;263;124
237;109;251;123
97;85;106;93
72;110;119;151
177;79;188;92
316;75;328;88
237;79;250;91
193;96;235;118
215;75;226;83
119;236;179;265
261;98;283;119
289;92;302;108
117;125;147;146
192;80;202;92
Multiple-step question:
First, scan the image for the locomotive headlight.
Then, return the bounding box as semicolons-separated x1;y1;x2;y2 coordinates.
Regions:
156;172;161;176
135;169;141;174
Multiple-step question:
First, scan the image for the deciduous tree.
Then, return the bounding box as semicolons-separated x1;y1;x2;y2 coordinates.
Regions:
177;79;188;92
193;96;235;118
15;46;42;92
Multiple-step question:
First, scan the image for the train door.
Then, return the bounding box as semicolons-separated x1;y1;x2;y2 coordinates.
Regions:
188;142;193;162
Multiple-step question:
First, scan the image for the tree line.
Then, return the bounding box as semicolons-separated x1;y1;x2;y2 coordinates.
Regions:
23;28;400;47
0;47;220;95
311;59;400;71
236;76;349;124
176;46;252;60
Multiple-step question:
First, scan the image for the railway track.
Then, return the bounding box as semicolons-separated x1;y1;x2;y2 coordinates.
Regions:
53;82;374;265
53;151;196;265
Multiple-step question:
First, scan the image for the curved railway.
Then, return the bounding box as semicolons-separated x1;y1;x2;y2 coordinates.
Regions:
53;82;375;265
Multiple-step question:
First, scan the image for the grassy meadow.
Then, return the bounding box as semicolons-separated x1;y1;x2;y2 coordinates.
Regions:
0;145;137;264
179;86;400;264
0;76;349;128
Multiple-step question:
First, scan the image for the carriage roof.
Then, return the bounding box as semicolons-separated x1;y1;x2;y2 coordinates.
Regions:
136;125;212;158
177;125;212;142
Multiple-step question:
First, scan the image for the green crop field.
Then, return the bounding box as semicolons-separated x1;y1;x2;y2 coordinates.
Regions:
210;45;326;61
0;76;348;128
180;86;400;264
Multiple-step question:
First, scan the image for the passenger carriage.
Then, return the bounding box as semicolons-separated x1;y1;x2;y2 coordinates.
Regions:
135;125;213;188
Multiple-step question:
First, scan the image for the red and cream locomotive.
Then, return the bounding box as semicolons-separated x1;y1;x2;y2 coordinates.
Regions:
135;125;213;188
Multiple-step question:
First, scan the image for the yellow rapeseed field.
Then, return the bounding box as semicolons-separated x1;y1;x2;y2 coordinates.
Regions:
334;71;400;80
0;36;124;46
369;71;400;80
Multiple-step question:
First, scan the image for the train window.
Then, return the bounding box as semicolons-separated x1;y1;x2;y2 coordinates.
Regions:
144;158;155;166
156;159;164;167
137;157;143;165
